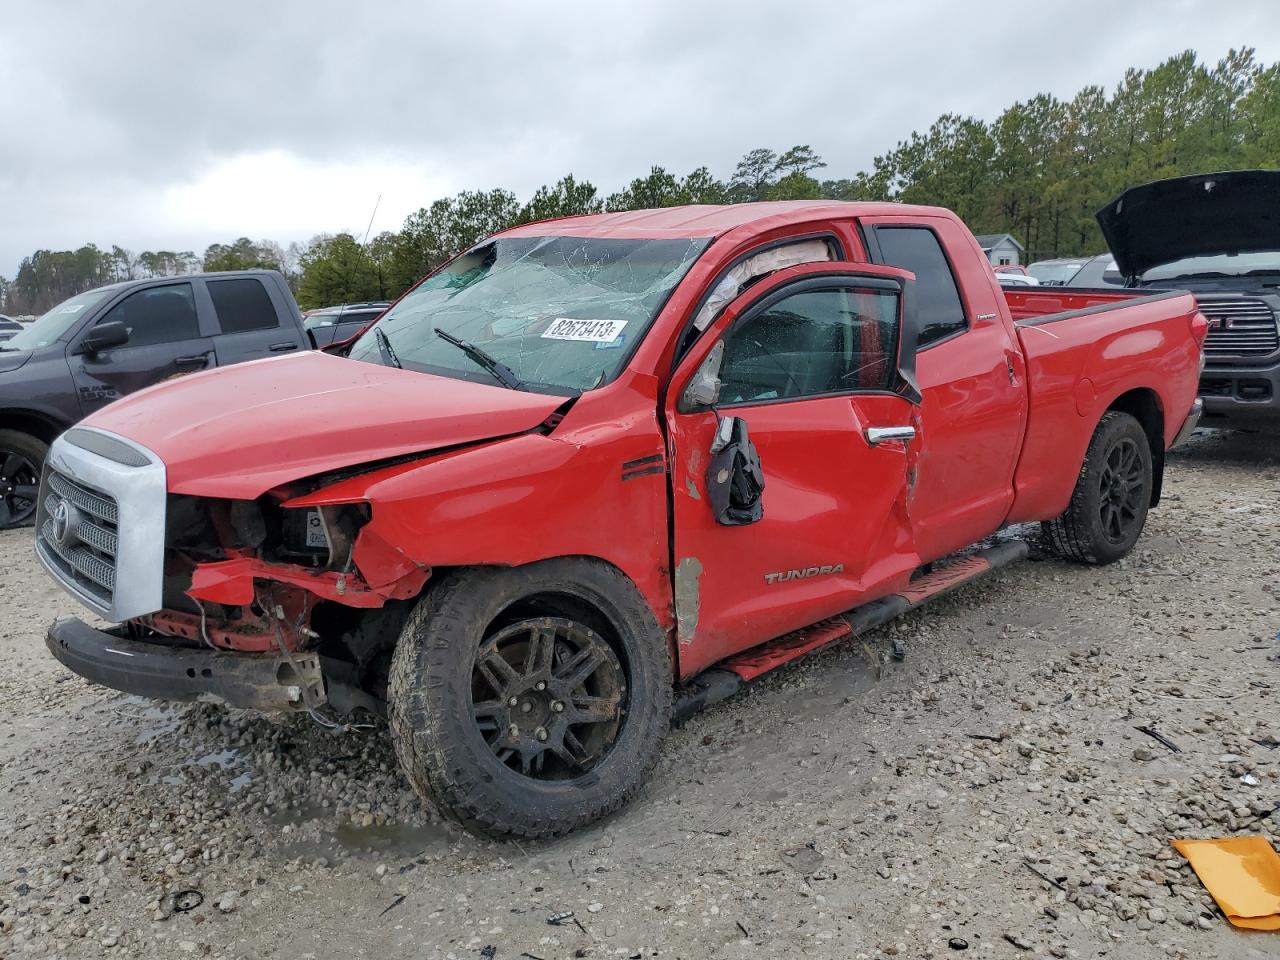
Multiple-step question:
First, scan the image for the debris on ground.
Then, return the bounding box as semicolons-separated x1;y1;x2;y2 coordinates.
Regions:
1172;836;1280;930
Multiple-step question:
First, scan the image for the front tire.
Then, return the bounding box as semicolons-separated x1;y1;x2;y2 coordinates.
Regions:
0;429;47;530
387;558;671;839
1043;411;1152;565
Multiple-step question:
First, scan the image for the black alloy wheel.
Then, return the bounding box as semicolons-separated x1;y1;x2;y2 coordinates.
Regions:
387;558;672;839
0;448;40;529
1042;410;1152;565
471;616;625;779
1097;436;1145;544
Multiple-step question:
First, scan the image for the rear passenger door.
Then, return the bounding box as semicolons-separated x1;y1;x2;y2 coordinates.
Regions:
861;217;1025;560
69;281;216;416
202;276;303;364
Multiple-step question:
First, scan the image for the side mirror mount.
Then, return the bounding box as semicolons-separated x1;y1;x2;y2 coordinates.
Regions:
681;340;724;412
79;320;129;356
706;414;764;526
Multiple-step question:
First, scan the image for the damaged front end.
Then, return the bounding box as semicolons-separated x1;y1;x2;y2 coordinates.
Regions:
141;491;428;715
40;455;426;718
171;493;428;620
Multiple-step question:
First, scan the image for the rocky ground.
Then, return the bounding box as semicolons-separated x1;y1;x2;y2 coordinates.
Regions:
1;428;1279;959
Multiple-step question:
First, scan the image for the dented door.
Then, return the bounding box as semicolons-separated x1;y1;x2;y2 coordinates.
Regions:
665;264;924;677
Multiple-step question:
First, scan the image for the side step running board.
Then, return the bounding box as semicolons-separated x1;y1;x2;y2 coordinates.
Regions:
672;540;1029;722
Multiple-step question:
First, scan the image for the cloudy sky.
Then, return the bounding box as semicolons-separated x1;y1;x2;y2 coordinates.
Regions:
1;0;1276;277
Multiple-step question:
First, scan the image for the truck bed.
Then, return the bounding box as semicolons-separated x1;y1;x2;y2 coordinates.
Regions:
1002;286;1151;323
1001;287;1204;524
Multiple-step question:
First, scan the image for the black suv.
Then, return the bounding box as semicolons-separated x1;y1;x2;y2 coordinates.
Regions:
303;302;390;348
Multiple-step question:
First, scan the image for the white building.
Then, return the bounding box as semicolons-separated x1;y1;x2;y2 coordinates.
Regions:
974;233;1025;267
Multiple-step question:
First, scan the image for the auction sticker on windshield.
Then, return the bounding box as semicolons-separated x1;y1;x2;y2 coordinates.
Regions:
541;318;628;343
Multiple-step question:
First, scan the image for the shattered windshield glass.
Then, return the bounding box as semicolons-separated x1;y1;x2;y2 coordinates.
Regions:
348;235;711;393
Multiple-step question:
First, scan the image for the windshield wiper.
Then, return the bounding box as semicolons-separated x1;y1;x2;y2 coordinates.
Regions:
435;329;523;390
374;327;402;369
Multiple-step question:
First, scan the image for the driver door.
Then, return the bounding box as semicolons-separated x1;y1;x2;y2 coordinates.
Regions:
69;282;215;416
665;263;925;677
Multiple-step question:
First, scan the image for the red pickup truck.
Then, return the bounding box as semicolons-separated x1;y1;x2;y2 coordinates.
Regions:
35;201;1205;838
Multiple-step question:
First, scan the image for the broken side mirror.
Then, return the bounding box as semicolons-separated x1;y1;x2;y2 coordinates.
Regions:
680;340;724;411
706;415;764;526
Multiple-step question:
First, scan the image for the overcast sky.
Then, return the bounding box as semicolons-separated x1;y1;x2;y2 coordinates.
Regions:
1;0;1277;278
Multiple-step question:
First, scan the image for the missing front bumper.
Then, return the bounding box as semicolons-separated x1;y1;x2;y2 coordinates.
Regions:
46;616;324;711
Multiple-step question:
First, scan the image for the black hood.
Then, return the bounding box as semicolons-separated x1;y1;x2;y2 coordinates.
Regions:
1096;170;1280;279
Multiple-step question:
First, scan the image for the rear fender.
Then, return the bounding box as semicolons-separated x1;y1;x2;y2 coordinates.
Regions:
1009;294;1199;522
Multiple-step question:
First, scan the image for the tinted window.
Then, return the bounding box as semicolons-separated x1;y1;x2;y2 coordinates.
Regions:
208;278;278;333
96;284;199;347
874;227;966;346
718;286;899;404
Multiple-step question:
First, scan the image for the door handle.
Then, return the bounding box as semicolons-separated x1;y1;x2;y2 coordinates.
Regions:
174;354;209;367
865;426;916;445
270;341;298;352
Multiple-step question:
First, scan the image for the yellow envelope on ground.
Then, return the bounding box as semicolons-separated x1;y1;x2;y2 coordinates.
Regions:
1172;836;1280;931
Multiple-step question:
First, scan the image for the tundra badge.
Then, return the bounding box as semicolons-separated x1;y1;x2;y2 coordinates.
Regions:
764;564;844;585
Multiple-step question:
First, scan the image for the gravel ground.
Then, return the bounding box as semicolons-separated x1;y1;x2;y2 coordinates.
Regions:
1;428;1279;959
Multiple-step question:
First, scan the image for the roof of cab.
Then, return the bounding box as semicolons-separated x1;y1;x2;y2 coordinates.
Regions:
499;201;953;239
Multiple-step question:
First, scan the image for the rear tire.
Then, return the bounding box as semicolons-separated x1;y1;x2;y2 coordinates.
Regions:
0;429;47;530
1042;411;1152;565
387;558;671;839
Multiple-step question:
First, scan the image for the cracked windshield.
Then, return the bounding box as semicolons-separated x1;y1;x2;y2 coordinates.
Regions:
348;234;711;393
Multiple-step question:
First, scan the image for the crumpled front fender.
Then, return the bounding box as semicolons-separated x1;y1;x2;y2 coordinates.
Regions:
187;555;428;609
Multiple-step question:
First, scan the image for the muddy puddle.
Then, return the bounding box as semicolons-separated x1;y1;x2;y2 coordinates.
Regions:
272;801;453;863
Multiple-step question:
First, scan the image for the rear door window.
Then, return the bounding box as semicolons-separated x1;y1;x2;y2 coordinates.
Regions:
207;278;279;334
872;227;967;346
96;284;200;347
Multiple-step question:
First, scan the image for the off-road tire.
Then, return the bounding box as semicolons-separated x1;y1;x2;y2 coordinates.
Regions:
1042;411;1152;565
387;558;672;839
0;429;48;530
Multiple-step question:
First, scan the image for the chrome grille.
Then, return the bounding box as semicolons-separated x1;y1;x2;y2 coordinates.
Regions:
43;494;118;555
34;430;167;622
40;518;116;591
35;469;120;606
47;470;119;523
1197;297;1280;358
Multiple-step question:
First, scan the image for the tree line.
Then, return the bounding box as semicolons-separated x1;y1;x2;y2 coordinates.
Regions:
4;47;1276;316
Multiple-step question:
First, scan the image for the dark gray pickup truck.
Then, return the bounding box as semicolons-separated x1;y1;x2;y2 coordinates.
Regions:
1099;170;1280;430
0;270;308;529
